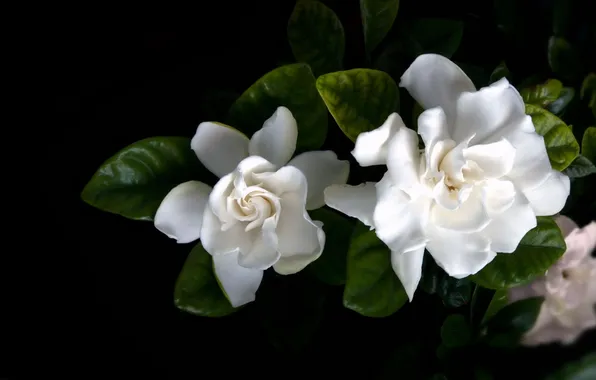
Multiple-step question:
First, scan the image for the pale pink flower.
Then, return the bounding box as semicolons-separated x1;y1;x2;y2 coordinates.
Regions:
509;215;596;345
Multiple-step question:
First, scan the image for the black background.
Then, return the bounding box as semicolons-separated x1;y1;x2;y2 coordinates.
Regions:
34;0;596;378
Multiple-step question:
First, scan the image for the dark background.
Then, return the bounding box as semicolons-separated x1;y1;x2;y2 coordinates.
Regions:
35;0;595;378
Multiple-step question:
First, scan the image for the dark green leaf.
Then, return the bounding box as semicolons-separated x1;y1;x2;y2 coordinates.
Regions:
307;207;355;285
520;79;563;107
548;36;581;82
472;217;566;289
343;222;408;317
316;69;399;142
439;277;473;308
174;242;237;317
360;0;400;55
563;155;596;178
404;18;464;58
582;127;596;163
81;137;207;221
481;289;508;324
546;353;596;380
489;61;510;84
227;63;327;151
525;104;580;171
485;297;543;348
287;0;344;76
440;314;472;348
420;252;441;294
581;74;596;119
546;87;575;116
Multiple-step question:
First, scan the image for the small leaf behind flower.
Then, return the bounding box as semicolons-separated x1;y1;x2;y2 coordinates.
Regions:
343;222;408;317
174;242;238;317
360;0;400;55
484;297;543;348
520;79;563;107
563;155;596;178
440;314;472;348
472;217;566;289
582;126;596;164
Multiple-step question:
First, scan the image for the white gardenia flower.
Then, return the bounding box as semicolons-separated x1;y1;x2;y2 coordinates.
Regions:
509;216;596;346
324;54;570;300
154;106;349;307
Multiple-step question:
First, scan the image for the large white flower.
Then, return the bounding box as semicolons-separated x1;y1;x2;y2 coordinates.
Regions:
509;216;596;346
324;54;570;300
154;106;349;307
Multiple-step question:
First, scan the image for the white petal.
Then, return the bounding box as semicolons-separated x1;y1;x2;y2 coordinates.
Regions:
275;191;323;259
400;54;475;126
274;221;325;275
213;251;263;308
235;156;277;185
373;184;430;253
431;187;490;233
208;173;235;225
254;165;306;196
522;170;570;216
352;113;406;166
482;191;537;253
248;106;297;168
452;78;525;144
288;151;350;210
324;182;377;228
463;138;516;178
191;122;249;178
200;207;257;256
386;126;421;190
481;179;516;215
237;217;280;270
426;226;496;278
154;181;212;244
391;246;425;301
418;107;450;148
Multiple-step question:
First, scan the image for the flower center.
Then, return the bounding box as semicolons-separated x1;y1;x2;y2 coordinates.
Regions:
227;185;280;231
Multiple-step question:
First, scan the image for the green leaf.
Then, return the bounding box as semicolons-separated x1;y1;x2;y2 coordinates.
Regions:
484;297;543;348
520;79;563;107
360;0;400;55
582;127;596;163
343;222;408;317
563;155;596;178
546;87;575;116
227;63;327;151
472;217;566;289
546;353;596;380
441;314;472;348
548;36;581;82
481;289;508;324
489;61;510;84
81;137;207;221
581;74;596;118
438;277;473;308
525;104;580;171
307;207;355;285
287;0;345;77
174;242;237;317
316;69;399;142
404;18;464;58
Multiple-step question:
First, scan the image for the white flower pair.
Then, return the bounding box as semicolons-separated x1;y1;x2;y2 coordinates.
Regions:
154;106;349;307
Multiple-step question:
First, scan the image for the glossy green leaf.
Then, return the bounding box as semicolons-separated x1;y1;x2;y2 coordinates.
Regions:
227;63;327;151
174;242;237;317
316;69;399;142
360;0;400;55
81;137;207;221
472;217;566;289
485;297;543;348
481;289;508;324
405;18;464;58
307;207;355;285
441;314;472;348
546;87;575;116
343;222;408;317
525;104;580;171
546;353;596;380
520;79;563;107
548;36;581;82
563;155;596;178
582;127;596;164
287;0;344;77
439;277;473;308
489;61;510;84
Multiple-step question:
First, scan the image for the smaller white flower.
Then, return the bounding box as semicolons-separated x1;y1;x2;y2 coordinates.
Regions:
154;106;349;307
509;216;596;346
